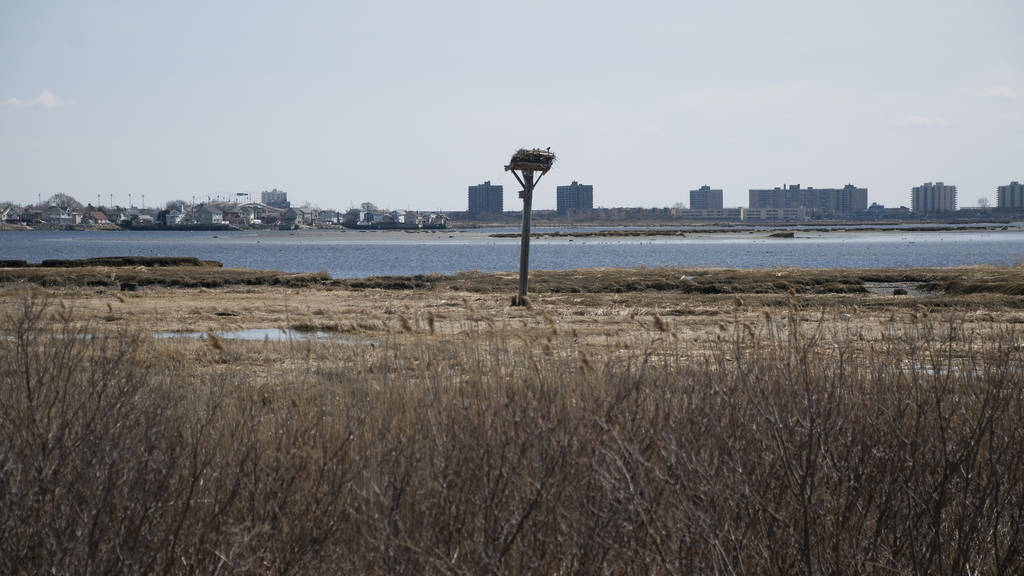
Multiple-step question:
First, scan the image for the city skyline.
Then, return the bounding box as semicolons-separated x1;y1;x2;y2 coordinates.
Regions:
16;178;1024;214
2;1;1022;211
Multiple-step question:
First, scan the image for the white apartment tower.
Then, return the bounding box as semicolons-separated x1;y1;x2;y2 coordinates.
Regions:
911;182;957;213
997;181;1024;209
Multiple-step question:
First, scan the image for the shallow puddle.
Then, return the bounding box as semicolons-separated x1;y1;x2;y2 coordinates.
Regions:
863;282;935;297
155;328;368;343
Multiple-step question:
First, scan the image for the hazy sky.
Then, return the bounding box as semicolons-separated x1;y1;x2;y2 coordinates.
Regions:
2;0;1022;211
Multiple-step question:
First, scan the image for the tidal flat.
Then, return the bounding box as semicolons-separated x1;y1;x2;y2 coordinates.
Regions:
2;263;1024;573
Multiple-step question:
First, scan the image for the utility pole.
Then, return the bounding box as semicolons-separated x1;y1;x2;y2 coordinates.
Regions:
504;148;555;306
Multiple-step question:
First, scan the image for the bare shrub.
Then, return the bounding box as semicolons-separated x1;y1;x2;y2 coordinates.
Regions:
1;292;1023;573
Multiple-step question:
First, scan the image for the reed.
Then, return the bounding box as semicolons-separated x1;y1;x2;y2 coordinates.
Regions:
2;291;1023;574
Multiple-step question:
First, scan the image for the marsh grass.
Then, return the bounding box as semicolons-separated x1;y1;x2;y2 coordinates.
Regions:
2;292;1024;574
4;263;1024;298
0;266;331;289
339;265;1024;297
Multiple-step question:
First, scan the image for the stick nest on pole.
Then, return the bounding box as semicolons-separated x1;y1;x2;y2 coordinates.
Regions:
505;148;556;173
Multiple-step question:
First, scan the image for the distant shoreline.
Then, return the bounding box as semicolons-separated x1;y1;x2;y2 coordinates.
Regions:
489;223;1024;238
3;220;1023;237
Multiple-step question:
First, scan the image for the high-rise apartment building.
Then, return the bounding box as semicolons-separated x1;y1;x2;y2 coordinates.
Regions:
748;184;867;215
556;181;594;214
997;181;1024;209
467;181;503;216
749;184;803;210
689;185;723;210
911;182;957;213
802;184;868;214
261;189;289;209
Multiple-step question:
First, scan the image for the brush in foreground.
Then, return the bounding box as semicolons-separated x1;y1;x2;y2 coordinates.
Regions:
2;293;1024;573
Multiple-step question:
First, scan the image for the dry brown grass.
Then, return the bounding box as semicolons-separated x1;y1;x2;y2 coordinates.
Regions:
0;265;330;289
427;265;1024;297
2;288;1024;573
3;262;1024;299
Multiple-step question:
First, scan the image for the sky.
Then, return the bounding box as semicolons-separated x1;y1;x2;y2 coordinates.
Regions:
1;0;1022;211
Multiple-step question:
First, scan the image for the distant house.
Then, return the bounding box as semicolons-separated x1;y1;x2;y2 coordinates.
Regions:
218;205;255;226
44;205;65;222
105;209;129;225
86;210;109;224
361;211;384;224
220;206;240;224
196;205;223;226
1;206;22;223
420;212;449;227
342;209;361;225
44;205;64;221
20;209;44;224
237;206;256;225
317;210;339;225
281;207;313;228
259;211;280;226
44;205;79;226
165;207;187;225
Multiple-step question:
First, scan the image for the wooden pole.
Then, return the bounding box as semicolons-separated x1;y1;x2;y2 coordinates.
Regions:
516;170;535;305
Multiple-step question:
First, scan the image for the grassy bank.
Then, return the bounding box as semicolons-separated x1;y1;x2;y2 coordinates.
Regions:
3;261;1024;296
2;292;1024;573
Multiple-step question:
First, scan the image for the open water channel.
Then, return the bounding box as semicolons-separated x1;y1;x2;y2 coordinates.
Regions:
2;227;1023;278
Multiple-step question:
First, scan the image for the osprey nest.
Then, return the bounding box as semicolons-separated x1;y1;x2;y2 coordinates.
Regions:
505;148;556;173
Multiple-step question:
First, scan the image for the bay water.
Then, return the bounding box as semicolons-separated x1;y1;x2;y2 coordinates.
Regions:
2;228;1022;278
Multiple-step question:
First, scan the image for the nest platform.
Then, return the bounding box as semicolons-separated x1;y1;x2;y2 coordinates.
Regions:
505;148;556;173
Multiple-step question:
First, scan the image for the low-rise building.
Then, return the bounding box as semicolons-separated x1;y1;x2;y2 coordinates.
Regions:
1;206;22;223
317;210;339;225
237;206;257;225
196;205;223;226
744;207;807;221
43;205;80;225
677;208;744;221
86;210;109;224
105;209;129;225
281;207;312;228
165;208;187;226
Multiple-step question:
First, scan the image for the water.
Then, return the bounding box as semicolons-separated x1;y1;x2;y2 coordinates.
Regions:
154;328;364;342
2;228;1023;277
